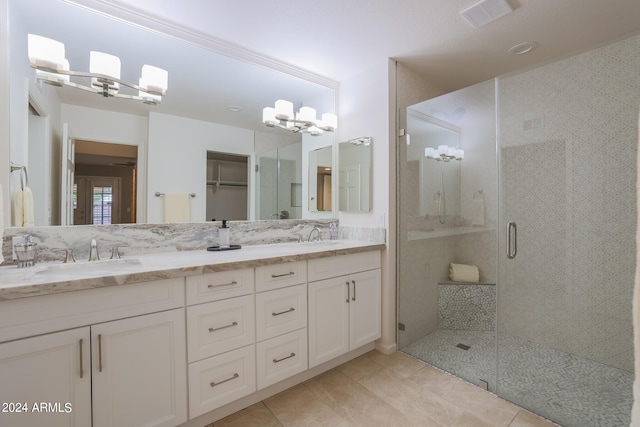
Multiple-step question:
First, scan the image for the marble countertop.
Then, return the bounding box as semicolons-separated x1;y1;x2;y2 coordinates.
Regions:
0;240;385;301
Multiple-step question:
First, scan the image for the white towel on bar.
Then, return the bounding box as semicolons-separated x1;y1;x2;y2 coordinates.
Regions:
12;189;23;227
449;263;480;283
22;187;34;227
164;193;190;223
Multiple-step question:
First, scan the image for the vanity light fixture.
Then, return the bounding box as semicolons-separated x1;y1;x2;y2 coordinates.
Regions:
346;136;372;146
425;145;464;161
263;99;337;136
28;34;168;105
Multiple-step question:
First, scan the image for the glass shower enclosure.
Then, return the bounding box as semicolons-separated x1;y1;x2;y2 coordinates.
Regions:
398;33;639;427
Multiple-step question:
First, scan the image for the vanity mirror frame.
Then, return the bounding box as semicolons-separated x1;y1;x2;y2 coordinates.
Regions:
3;0;339;227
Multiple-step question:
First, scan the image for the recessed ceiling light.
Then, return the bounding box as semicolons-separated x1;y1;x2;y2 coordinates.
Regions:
508;41;539;55
228;106;242;112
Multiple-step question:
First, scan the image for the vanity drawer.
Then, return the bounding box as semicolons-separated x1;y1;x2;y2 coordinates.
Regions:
186;295;255;362
255;260;307;292
256;328;308;390
256;284;307;342
186;268;254;305
188;344;256;418
307;251;381;282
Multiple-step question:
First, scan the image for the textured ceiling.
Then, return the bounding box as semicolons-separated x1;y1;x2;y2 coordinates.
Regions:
81;0;640;92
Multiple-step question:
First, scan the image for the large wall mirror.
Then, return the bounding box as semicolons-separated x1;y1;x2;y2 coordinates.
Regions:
8;0;337;226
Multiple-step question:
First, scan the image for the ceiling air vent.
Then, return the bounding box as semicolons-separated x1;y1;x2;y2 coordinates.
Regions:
460;0;513;29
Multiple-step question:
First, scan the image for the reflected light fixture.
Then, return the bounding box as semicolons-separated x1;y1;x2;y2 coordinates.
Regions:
28;34;168;105
425;145;464;161
263;99;337;136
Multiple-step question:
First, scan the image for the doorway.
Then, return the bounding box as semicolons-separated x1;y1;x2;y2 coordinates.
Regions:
73;140;137;224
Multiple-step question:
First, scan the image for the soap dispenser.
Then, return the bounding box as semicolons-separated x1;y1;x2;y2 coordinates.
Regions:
219;220;230;248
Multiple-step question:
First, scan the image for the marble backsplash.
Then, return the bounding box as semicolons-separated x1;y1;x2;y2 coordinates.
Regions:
1;220;386;267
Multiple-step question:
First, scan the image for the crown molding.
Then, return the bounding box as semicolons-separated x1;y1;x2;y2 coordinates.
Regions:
62;0;340;91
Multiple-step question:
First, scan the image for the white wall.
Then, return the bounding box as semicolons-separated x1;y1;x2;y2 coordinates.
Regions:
147;112;254;223
338;58;390;229
0;0;8;227
338;58;394;353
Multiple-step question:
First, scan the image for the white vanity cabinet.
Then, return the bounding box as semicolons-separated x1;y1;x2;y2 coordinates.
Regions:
0;327;92;427
308;252;381;368
255;262;308;390
186;269;256;418
0;278;187;427
91;308;187;427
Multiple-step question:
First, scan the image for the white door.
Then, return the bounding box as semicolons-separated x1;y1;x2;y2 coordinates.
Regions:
349;270;382;349
91;309;187;427
0;327;91;427
308;276;350;368
60;123;75;226
339;164;360;212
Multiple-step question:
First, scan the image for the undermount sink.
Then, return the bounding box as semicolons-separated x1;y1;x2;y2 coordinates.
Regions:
36;258;142;276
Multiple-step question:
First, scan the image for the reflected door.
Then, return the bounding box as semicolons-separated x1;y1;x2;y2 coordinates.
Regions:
339;164;360;211
74;177;121;225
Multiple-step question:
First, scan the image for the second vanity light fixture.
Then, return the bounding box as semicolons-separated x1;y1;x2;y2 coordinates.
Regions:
28;34;168;105
263;99;338;136
425;145;464;161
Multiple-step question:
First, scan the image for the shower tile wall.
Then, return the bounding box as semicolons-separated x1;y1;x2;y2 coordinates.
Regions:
498;34;640;372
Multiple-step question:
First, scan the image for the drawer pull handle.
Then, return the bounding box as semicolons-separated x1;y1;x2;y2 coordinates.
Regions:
272;307;295;316
210;373;239;387
208;280;238;289
273;352;296;363
271;271;295;278
209;321;238;332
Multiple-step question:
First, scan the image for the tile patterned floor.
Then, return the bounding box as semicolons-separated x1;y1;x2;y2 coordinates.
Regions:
402;330;633;427
207;350;557;427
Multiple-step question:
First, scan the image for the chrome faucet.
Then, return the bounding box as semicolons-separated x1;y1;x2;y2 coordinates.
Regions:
88;239;100;261
307;226;322;242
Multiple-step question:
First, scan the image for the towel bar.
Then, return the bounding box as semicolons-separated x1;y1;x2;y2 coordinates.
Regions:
155;192;196;198
10;162;29;189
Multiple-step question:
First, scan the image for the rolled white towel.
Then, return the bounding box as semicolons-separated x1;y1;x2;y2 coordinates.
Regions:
449;263;480;283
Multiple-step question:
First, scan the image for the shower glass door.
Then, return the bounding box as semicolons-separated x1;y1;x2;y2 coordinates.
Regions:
398;80;498;391
496;35;639;427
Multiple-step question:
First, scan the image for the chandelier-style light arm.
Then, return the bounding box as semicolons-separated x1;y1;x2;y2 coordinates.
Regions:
30;65;166;96
263;99;337;136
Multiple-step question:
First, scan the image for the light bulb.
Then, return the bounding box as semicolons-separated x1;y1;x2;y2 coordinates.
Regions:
275;100;294;120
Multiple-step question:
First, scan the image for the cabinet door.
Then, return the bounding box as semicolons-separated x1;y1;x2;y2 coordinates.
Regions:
0;327;91;427
92;309;187;427
349;269;382;350
308;276;349;368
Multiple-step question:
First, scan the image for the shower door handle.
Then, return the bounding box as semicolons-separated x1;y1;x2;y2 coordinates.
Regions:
506;221;517;259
